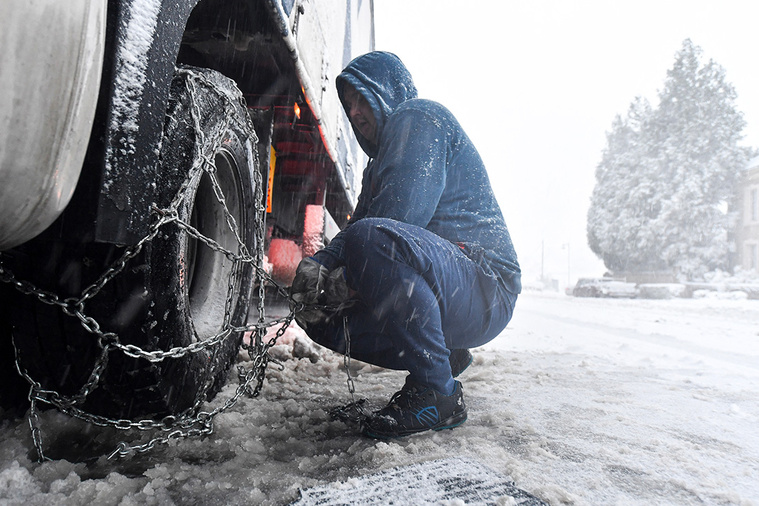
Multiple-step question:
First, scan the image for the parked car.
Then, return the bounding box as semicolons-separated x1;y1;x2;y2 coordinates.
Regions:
572;277;638;298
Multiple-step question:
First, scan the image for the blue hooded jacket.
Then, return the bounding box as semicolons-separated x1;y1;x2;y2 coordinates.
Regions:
314;51;521;294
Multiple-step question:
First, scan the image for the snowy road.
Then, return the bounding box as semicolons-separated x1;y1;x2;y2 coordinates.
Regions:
1;291;758;504
485;292;759;504
502;292;759;375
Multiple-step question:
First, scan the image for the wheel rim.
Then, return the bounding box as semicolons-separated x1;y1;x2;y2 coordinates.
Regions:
185;148;246;341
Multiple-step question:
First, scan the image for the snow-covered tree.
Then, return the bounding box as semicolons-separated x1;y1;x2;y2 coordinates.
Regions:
588;97;661;272
587;39;750;280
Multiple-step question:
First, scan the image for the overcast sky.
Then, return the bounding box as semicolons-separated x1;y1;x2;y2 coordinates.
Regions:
373;0;759;287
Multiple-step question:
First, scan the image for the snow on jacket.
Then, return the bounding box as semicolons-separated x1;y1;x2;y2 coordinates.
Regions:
314;51;521;294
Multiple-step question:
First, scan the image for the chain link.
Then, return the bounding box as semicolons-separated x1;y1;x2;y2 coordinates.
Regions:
0;68;306;461
327;315;371;426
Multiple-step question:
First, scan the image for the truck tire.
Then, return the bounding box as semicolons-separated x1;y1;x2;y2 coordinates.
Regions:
1;67;259;419
0;285;30;416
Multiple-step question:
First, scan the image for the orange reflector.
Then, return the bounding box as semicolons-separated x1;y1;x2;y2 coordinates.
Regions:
293;102;301;119
267;147;276;213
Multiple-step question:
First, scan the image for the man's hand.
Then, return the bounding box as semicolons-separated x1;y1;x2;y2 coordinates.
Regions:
290;257;329;329
324;267;357;309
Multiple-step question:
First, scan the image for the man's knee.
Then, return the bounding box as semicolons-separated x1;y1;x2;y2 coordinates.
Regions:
341;218;410;299
342;217;395;252
342;218;405;270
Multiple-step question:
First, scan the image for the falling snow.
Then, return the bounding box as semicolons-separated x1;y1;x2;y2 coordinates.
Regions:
1;291;757;505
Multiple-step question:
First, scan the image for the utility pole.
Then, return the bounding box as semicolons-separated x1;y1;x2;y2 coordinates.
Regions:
541;240;544;282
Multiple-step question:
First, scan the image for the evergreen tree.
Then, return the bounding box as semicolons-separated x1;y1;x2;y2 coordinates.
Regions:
588;97;662;272
587;39;750;280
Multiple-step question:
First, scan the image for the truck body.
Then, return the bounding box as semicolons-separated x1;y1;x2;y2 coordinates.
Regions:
0;0;373;418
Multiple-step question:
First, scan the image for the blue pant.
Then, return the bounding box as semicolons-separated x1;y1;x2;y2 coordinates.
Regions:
307;218;517;394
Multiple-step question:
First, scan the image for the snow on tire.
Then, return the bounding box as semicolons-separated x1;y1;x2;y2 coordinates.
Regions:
0;67;259;419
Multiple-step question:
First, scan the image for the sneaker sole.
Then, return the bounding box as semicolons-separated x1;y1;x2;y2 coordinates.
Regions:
363;411;468;440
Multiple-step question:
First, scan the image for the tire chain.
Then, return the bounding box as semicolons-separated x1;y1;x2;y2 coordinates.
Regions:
0;68;315;461
326;316;371;426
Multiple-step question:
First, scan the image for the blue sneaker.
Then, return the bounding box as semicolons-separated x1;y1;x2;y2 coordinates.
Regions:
363;379;467;439
449;349;473;377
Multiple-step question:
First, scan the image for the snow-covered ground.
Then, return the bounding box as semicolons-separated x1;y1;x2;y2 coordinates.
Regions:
1;291;758;505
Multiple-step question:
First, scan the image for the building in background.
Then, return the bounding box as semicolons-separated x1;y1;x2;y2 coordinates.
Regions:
735;157;759;273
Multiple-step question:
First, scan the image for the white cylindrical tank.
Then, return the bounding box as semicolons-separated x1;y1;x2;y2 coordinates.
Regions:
0;0;106;250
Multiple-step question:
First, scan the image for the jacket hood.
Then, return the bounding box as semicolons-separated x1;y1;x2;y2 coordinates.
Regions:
336;51;418;157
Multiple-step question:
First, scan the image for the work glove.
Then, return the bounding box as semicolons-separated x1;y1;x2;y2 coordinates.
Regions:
290;257;329;329
323;267;357;310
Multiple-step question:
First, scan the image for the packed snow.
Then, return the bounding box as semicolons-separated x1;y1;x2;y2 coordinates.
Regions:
1;291;758;505
109;0;160;140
